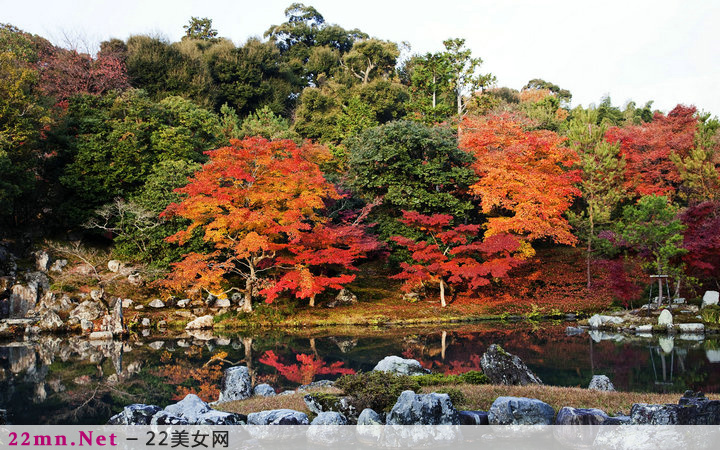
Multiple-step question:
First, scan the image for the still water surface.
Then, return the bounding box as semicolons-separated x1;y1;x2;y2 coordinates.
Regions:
1;322;719;424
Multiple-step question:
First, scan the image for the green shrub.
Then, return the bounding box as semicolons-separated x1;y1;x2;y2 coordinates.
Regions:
335;371;421;412
414;371;489;386
432;388;466;407
702;305;720;324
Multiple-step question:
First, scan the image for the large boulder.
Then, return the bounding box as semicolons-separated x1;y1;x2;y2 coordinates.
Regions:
386;390;460;425
658;309;673;327
372;355;429;376
162;394;244;425
555;407;611;425
69;300;105;322
8;272;50;318
246;409;309;425
459;410;489;425
107;260;123;273
107;404;162;425
311;411;348;425
217;366;252;402
37;310;64;331
185;315;214;330
588;374;615;391
631;391;720;425
357;408;384;425
702;291;719;308
297;379;335;391
253;383;276;397
480;344;542;385
488;397;555;425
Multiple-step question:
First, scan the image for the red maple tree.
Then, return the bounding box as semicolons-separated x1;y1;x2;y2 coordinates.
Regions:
259;351;355;385
605;105;698;199
391;211;524;306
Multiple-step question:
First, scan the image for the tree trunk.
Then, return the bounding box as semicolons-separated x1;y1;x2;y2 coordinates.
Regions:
586;209;594;289
243;277;253;313
432;75;437;108
439;279;446;307
309;294;315;307
441;331;447;360
656;257;663;307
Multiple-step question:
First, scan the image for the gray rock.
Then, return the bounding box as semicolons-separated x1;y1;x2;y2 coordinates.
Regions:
459;410;489;425
69;300;105;322
90;289;104;302
104;298;124;335
253;383;276;397
555;406;610;425
246;409;309;425
177;298;191;308
297;379;335;391
196;410;245;425
148;299;165;308
658;309;673;327
8;272;50;318
122;298;133;308
49;259;67;273
37;310;64;331
357;408;384;425
372;355;430;376
565;326;585;336
588;374;615;391
141;318;151;327
588;314;623;329
214;297;231;308
150;411;189;425
304;394;358;422
186;315;214;330
631;391;720;425
107;260;123;273
636;324;653;333
311;411;348;425
80;319;93;332
604;415;632;425
89;331;113;340
386;390;460;425
35;250;52;272
480;344;542;385
163;394;210;423
107;404;161;425
218;366;252;402
702;291;719;308
488;396;555;425
127;273;143;286
326;288;358;308
678;323;704;333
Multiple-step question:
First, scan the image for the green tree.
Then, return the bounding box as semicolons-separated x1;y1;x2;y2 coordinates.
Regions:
59;90;225;224
566;108;626;287
347;120;477;242
616;195;686;305
442;38;495;117
341;38;399;84
239;105;299;141
183;17;219;41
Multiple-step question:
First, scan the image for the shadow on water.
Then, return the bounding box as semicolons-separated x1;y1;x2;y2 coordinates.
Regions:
1;322;720;424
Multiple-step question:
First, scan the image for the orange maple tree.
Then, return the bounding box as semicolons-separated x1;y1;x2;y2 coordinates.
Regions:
460;114;580;252
162;137;370;311
391;211;524;306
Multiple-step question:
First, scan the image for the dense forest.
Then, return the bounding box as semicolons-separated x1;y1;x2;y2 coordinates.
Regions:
1;3;719;313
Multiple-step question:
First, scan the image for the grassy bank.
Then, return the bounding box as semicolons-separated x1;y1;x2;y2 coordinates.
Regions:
218;384;706;417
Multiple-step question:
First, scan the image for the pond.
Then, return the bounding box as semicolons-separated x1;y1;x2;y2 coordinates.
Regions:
1;322;719;424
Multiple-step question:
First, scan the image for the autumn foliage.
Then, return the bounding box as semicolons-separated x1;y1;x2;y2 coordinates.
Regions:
460;114;580;250
162;137;374;311
605;105;698;199
259;350;355;385
391;211;524;306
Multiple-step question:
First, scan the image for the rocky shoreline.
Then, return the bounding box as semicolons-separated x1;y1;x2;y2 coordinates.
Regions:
108;349;720;427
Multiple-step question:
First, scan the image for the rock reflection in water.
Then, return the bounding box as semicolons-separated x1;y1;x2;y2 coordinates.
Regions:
1;322;719;424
